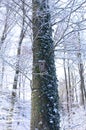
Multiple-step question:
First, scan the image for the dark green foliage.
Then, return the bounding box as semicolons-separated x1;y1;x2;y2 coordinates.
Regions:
31;0;60;130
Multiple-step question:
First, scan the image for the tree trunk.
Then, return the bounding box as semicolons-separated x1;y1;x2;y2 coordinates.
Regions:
63;59;70;113
67;60;72;110
77;31;86;106
13;29;24;90
71;72;76;104
0;8;9;87
13;0;26;91
31;0;60;130
79;62;86;106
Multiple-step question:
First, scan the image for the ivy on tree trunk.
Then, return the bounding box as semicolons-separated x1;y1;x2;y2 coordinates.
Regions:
31;0;60;130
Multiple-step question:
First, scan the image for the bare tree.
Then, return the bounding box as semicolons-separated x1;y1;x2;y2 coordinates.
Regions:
12;0;28;96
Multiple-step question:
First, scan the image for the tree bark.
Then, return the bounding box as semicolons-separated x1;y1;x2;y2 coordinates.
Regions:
31;0;60;130
13;0;26;91
77;31;86;106
63;58;70;113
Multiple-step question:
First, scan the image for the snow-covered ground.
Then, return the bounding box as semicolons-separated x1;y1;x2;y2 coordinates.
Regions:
0;88;31;130
60;105;86;130
0;88;86;130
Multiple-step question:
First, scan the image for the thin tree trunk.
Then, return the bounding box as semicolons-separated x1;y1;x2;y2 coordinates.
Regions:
67;60;72;110
71;72;76;105
0;10;8;88
77;31;86;106
13;0;26;94
6;95;16;130
0;62;4;87
31;0;60;130
12;29;24;90
63;59;70;113
12;29;25;96
79;62;86;106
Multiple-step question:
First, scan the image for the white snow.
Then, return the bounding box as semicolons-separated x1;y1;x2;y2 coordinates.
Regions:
53;108;58;113
35;128;38;130
60;105;86;130
0;88;31;130
38;121;43;125
50;119;53;124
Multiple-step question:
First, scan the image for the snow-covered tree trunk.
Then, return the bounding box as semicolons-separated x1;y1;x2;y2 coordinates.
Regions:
77;31;86;106
63;58;70;112
0;7;9;87
31;0;60;130
13;0;26;91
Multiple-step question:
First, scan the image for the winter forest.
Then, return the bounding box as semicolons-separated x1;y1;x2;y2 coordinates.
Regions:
0;0;86;130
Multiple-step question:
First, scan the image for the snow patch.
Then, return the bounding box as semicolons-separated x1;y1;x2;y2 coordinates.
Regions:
35;128;38;130
39;121;43;125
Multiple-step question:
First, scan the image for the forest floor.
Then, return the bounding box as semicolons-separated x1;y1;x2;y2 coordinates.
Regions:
0;88;31;130
0;88;86;130
60;103;86;130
